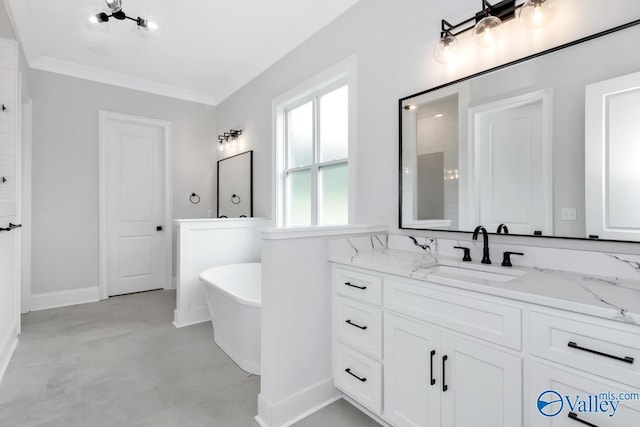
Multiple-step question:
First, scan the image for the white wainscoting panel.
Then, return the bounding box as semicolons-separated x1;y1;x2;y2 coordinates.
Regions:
173;218;271;328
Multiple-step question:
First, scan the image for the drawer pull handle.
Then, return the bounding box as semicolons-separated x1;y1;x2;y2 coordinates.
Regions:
568;412;599;426
567;341;634;364
345;319;367;330
344;282;367;290
345;368;367;382
442;355;448;392
430;350;436;386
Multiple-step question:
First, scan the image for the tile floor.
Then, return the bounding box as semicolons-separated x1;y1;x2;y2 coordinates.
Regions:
0;290;379;427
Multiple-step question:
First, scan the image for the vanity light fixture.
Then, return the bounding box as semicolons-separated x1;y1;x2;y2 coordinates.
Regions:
88;0;159;34
218;129;243;151
434;0;558;64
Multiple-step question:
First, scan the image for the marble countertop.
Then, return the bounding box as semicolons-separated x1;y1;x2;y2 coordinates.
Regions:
329;247;640;325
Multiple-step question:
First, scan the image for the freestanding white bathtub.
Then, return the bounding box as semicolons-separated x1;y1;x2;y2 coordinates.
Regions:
199;263;261;375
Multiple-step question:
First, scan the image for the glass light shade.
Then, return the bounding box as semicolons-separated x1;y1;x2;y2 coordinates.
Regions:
434;34;460;64
473;15;503;47
104;0;122;12
519;0;558;29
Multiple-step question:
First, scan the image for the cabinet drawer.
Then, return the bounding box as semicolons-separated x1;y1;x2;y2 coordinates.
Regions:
530;311;640;387
385;279;522;350
335;296;382;359
529;361;640;426
334;267;382;306
333;342;382;414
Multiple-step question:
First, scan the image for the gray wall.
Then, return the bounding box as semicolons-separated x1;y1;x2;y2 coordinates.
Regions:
0;1;29;100
215;0;640;254
30;70;216;294
0;1;15;40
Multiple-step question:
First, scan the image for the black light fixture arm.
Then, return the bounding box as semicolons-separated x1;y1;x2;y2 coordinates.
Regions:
93;1;151;29
441;0;522;39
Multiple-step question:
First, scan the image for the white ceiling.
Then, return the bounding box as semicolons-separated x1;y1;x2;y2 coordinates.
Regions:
6;0;361;105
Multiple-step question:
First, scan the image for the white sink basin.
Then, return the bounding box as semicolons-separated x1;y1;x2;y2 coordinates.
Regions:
427;264;525;283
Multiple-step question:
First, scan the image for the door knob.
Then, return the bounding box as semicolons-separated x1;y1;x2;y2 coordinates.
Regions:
156;226;163;231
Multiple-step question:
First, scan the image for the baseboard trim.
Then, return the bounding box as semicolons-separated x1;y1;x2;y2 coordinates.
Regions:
30;286;101;311
257;378;341;427
0;327;18;383
172;307;210;328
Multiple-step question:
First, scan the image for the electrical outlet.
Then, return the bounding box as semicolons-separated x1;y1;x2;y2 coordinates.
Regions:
561;208;577;221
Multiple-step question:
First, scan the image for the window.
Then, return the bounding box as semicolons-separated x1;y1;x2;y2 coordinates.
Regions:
279;82;349;226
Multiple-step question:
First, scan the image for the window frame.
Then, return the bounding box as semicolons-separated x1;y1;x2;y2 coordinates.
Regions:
272;57;356;228
282;80;349;226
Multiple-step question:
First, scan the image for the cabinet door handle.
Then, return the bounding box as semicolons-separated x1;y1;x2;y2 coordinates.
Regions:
430;350;436;386
345;368;367;382
567;341;634;364
568;412;599;426
442;355;448;392
344;282;367;290
345;319;367;330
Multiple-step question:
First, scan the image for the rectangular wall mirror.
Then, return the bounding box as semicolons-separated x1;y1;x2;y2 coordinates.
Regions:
399;19;640;243
217;150;253;218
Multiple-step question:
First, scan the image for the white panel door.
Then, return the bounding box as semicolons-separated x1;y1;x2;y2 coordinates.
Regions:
103;114;166;296
586;71;640;241
472;93;552;235
440;333;522;427
383;313;440;427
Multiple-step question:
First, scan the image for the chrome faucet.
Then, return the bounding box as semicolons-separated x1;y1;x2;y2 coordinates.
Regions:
472;225;491;264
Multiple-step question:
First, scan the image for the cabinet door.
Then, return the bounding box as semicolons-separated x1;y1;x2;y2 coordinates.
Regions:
440;333;522;427
384;313;440;427
529;361;640;427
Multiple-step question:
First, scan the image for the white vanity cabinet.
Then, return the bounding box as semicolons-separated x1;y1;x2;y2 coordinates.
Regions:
332;266;384;414
528;361;640;426
383;293;522;427
331;265;523;426
527;310;640;427
331;263;640;427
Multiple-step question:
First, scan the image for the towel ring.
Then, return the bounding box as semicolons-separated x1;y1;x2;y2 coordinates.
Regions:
190;193;201;204
231;194;241;205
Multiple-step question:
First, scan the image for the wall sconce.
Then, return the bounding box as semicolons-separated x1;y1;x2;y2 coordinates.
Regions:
434;0;558;64
217;129;243;151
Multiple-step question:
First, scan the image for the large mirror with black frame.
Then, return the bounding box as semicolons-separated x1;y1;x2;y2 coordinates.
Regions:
400;19;640;242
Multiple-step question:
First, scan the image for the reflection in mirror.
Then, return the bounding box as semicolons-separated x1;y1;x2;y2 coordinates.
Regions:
217;151;253;218
400;20;640;242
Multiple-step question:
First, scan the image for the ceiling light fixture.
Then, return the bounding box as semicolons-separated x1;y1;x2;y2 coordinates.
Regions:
434;0;558;63
89;0;159;33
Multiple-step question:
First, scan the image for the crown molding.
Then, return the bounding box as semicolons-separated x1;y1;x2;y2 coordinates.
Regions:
30;56;218;106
